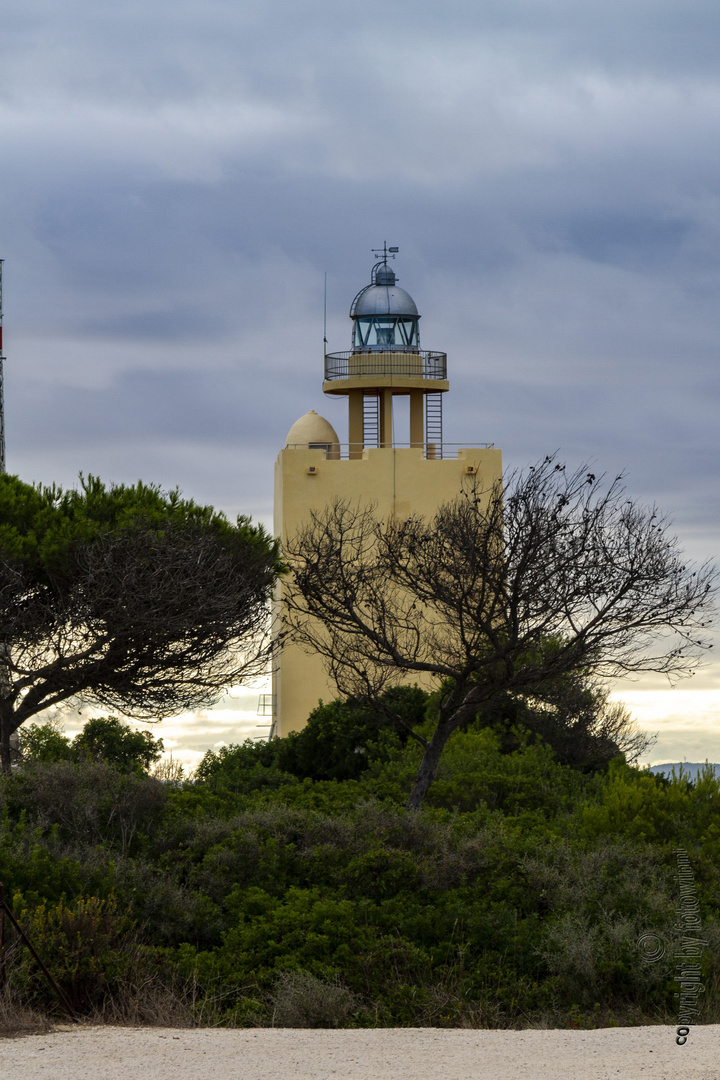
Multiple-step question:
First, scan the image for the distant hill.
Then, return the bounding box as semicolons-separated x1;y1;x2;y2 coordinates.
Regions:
646;762;719;781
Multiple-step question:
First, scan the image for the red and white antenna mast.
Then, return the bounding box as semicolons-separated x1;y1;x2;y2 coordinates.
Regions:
0;259;5;473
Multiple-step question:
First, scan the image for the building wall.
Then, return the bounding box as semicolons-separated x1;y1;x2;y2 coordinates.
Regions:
273;445;502;736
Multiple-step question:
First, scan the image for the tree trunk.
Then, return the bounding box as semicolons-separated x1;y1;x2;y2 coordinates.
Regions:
405;717;456;812
0;711;12;775
0;648;13;775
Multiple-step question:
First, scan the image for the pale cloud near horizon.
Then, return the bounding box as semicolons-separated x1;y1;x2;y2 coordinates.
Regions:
614;691;720;768
55;685;273;771
46;688;720;773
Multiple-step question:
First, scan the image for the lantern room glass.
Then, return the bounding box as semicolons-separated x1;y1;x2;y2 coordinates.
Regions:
353;316;419;351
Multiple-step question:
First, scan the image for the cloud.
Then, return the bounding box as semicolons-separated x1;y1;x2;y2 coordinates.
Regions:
50;686;273;771
1;0;719;718
614;691;720;766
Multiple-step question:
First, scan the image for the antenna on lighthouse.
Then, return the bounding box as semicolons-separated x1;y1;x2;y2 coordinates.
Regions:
323;271;328;357
0;259;5;474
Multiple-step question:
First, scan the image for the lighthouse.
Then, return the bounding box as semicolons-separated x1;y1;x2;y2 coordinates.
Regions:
272;247;502;736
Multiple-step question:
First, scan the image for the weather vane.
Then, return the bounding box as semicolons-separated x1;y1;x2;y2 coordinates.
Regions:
371;242;399;267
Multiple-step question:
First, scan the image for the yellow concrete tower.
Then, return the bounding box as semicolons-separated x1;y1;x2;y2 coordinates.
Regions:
272;246;502;736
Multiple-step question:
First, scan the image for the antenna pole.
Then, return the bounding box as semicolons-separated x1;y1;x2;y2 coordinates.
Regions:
323;271;328;356
0;260;5;474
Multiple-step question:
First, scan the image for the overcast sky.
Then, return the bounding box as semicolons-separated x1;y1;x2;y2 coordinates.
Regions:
2;1;720;758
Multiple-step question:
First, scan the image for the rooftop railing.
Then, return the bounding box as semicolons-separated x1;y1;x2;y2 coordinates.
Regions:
284;442;494;461
324;350;447;381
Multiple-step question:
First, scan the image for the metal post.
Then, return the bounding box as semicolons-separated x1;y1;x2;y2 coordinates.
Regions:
379;389;393;448
0;883;79;1022
0;881;6;992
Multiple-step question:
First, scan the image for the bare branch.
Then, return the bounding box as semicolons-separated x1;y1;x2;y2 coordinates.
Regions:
283;457;717;809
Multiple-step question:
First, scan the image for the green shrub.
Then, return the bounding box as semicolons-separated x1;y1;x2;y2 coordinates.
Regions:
274;686;427;782
2;760;167;855
18;719;75;764
195;739;296;794
8;895;136;1014
2;705;719;1028
271;970;358;1027
72;717;163;773
19;716;164;774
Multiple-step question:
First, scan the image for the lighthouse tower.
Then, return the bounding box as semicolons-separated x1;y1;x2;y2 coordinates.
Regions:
272;248;502;736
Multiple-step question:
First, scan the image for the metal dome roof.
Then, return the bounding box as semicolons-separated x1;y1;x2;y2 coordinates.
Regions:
350;283;419;319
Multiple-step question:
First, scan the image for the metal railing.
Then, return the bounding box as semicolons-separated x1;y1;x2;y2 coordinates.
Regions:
324;350;447;381
284;441;494;461
257;693;276;717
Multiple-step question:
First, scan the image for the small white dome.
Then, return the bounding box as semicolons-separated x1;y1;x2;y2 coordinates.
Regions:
285;410;340;454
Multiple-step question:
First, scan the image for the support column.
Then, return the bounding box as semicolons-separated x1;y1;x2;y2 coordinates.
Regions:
379;388;393;447
409;390;424;448
348;390;364;459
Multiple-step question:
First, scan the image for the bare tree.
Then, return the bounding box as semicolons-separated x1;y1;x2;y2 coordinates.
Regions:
0;474;280;772
284;458;716;810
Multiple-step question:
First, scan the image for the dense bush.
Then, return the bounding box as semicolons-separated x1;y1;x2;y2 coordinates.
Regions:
19;717;164;774
1;700;719;1030
196;686;426;788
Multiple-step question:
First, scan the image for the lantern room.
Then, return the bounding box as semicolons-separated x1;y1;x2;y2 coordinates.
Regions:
323;246;448;456
350;261;420;352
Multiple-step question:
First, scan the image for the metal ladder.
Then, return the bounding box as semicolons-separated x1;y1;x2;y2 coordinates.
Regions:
363;392;380;448
425;393;443;458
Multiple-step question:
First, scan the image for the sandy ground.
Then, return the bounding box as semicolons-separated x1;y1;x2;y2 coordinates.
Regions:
1;1025;719;1080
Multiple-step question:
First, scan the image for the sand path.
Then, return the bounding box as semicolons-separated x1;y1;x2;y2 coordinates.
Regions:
1;1025;719;1080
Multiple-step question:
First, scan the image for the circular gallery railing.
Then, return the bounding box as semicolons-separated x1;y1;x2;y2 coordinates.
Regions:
324;350;447;381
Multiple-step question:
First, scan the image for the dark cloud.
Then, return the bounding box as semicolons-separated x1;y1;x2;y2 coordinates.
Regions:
1;0;719;698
